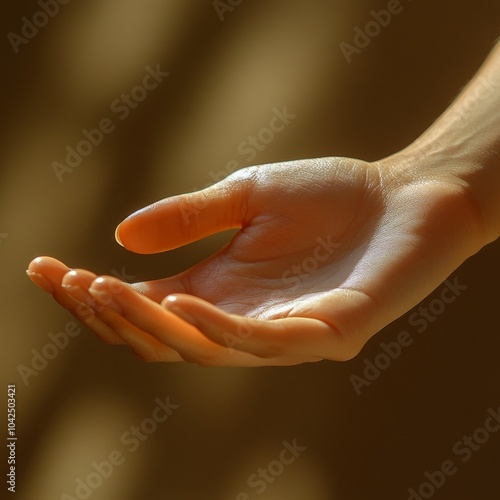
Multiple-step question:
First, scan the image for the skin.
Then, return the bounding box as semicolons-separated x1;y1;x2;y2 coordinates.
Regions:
27;41;500;367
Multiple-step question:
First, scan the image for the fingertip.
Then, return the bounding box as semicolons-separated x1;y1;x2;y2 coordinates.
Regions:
160;293;204;311
30;256;45;267
90;275;129;296
114;204;155;252
27;259;75;296
113;215;159;255
61;268;96;288
27;255;60;273
160;294;179;307
61;269;78;286
89;276;110;291
161;295;199;327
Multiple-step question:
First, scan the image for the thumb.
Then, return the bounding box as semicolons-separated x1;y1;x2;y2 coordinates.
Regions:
115;168;256;254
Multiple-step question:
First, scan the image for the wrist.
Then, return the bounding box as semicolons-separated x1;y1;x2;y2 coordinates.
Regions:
377;145;489;259
401;127;500;247
390;41;500;247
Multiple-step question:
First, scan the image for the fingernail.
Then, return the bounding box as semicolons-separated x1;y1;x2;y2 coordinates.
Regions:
88;287;123;314
114;226;124;247
163;297;198;326
26;270;55;294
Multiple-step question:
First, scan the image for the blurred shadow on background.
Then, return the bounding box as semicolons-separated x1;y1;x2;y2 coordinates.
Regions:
2;1;500;498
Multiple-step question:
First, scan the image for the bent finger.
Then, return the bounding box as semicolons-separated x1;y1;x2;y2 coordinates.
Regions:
91;305;184;362
162;294;345;361
61;268;125;345
88;276;282;366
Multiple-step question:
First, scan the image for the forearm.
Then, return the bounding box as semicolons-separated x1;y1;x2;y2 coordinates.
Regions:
403;39;500;244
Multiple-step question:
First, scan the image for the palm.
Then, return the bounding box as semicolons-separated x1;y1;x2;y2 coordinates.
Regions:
137;158;379;316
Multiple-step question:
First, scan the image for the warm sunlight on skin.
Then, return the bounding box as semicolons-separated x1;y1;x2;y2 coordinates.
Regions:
27;41;500;367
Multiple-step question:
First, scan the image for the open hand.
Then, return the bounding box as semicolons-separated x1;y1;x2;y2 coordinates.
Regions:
27;155;481;366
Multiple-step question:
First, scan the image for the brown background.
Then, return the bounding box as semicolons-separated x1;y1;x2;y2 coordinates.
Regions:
1;1;500;499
